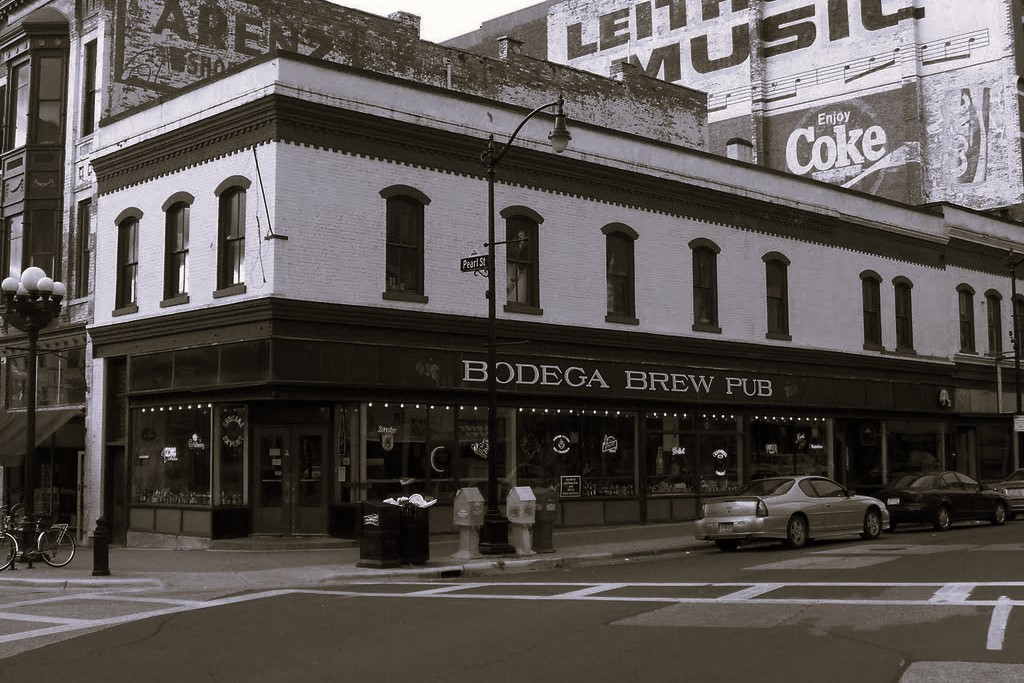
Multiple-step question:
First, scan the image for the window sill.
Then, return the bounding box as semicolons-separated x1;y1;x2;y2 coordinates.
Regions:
765;331;792;341
382;290;428;304
504;302;542;315
893;346;917;356
605;314;639;325
160;294;190;308
692;322;721;334
213;283;246;299
862;342;884;352
112;304;138;317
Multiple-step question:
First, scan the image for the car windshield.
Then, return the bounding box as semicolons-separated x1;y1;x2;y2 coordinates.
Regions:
739;478;794;497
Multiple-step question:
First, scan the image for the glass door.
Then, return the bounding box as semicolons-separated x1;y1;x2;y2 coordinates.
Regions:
253;426;327;535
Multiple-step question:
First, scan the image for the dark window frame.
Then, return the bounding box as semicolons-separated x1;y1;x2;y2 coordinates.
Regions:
763;252;791;340
215;178;250;294
861;271;882;349
114;209;141;313
690;238;720;333
75;198;91;298
894;277;915;352
986;290;1003;357
501;206;542;314
603;223;638;324
957;284;976;354
380;185;430;303
162;194;193;304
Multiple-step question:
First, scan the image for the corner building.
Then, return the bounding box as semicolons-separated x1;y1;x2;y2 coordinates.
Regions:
86;7;1024;546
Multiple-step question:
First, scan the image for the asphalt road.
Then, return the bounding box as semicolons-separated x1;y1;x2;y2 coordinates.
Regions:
3;522;1024;682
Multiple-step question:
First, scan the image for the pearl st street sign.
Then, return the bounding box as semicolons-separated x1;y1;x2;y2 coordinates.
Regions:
460;254;489;272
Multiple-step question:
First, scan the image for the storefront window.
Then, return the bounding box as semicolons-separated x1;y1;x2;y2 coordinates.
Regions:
515;410;636;497
972;424;1012;481
887;420;941;478
131;405;212;505
213;405;247;506
749;418;829;479
644;413;740;495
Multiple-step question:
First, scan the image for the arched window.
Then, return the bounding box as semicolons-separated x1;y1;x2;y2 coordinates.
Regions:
114;208;141;312
860;271;882;349
380;185;430;302
162;192;193;303
985;290;1003;357
215;177;251;294
894;277;914;352
502;206;543;313
956;284;976;353
763;252;790;339
690;238;720;332
603;223;638;322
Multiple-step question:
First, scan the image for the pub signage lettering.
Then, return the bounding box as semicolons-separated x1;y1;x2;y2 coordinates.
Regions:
461;360;773;399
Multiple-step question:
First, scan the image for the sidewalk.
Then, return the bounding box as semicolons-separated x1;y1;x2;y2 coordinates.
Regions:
0;522;704;591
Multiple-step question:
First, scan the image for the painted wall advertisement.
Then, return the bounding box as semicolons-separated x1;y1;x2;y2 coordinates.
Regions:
547;0;1015;205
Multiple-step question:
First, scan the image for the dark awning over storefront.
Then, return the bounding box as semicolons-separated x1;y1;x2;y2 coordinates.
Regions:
0;408;81;466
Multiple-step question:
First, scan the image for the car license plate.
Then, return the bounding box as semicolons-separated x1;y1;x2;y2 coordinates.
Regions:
716;522;733;533
887;498;899;506
1009;489;1024;496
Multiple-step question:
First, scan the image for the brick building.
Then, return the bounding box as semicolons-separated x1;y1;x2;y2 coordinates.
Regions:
2;0;1024;547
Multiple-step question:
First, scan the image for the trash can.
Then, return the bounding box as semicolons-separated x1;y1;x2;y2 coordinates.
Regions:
400;505;430;565
532;486;557;553
357;502;402;568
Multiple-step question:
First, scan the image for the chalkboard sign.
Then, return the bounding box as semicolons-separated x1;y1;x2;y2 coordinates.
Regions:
559;475;581;498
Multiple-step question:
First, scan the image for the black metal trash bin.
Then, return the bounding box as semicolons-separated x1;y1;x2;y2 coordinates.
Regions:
357;503;402;568
532;487;557;553
400;505;430;565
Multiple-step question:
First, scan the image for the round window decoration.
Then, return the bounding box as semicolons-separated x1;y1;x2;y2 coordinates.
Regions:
222;413;245;448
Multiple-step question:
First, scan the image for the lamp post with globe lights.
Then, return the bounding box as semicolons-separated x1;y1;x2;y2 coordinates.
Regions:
1;266;66;559
478;96;570;555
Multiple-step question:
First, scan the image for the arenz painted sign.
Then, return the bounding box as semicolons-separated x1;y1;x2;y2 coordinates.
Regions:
462;360;774;400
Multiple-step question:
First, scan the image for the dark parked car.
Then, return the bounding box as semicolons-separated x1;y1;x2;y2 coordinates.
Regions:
878;471;1010;531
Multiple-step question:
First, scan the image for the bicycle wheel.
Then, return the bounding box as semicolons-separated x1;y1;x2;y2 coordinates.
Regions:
36;527;75;567
0;532;17;570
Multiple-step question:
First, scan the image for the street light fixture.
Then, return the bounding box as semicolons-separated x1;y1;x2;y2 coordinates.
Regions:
478;96;570;555
1;266;66;560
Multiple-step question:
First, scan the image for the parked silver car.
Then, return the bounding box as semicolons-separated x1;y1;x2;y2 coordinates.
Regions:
990;469;1024;520
694;476;889;552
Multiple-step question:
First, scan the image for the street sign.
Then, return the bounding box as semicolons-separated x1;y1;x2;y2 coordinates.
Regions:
1015;415;1024;433
460;254;489;272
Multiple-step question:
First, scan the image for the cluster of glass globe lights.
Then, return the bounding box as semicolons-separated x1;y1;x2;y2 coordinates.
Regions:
0;266;66;327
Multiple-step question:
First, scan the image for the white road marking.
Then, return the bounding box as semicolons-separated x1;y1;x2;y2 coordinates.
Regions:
814;544;976;555
987;596;1013;651
556;583;628;598
718;584;783;600
746;556;892;570
930;583;975;603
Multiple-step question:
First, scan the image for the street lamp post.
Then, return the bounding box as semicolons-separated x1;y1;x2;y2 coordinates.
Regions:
478;97;570;555
1;266;66;560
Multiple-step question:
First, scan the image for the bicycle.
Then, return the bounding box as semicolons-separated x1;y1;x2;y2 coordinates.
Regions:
0;507;18;570
1;504;76;568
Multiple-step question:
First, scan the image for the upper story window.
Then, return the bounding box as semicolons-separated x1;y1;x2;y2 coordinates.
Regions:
2;8;69;151
80;39;98;137
75;200;91;298
763;252;790;340
502;206;542;313
114;209;141;313
1014;295;1024;354
380;185;430;303
162;193;193;304
894;277;915;352
689;238;720;333
861;271;882;349
986;290;1003;357
3;209;59;277
215;177;251;295
603;223;638;323
957;284;976;353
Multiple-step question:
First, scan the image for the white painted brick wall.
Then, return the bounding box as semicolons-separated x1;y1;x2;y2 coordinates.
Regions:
96;139;1021;364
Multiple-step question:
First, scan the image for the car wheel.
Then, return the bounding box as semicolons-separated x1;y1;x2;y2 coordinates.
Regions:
714;540;739;552
933;505;952;531
784;515;808;549
861;509;882;540
992;502;1008;526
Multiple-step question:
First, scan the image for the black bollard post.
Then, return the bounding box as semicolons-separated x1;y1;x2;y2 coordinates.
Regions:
91;517;110;577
